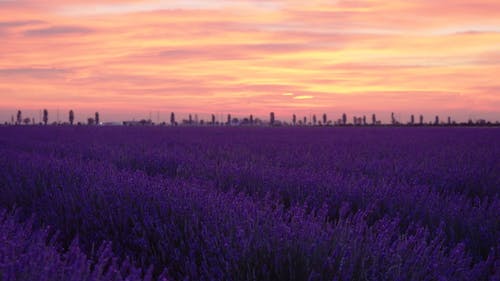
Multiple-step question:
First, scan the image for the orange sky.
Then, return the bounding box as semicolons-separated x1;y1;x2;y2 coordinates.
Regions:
1;0;500;123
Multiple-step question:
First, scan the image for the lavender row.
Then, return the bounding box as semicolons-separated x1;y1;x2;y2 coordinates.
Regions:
0;145;498;280
1;126;498;259
3;126;497;198
0;209;166;281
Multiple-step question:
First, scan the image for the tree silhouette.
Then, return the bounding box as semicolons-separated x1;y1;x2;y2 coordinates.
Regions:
87;118;95;125
435;115;439;125
303;116;307;125
391;112;396;125
43;109;48;125
23;117;30;125
16;110;22;125
69;110;74;125
419;115;424;125
227;114;231;126
410;114;415;125
312;114;317;126
95;112;100;125
250;114;254;125
292;114;296;126
372;114;376;125
170;112;175;126
270;112;275;126
322;113;327;125
211;114;216;125
342;113;347;125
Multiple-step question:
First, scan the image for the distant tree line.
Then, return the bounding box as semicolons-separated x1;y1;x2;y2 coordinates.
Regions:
8;109;101;126
5;109;499;127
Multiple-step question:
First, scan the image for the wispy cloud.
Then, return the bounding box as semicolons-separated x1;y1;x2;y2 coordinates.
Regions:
0;20;45;28
0;67;69;78
24;25;93;36
293;95;314;100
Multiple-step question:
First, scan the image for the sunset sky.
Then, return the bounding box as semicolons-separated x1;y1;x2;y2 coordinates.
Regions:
1;0;499;123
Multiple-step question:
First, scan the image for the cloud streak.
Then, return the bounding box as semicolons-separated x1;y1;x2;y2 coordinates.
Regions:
0;67;69;78
24;25;93;36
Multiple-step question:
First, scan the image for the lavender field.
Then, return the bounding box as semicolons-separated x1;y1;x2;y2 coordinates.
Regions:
0;126;499;281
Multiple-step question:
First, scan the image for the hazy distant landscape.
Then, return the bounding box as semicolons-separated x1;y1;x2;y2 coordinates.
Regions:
1;126;498;280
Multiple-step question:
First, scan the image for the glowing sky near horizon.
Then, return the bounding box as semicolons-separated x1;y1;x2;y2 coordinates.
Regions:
1;0;499;122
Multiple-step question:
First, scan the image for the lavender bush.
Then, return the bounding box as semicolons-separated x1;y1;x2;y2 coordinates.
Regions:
0;209;164;281
0;126;498;280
